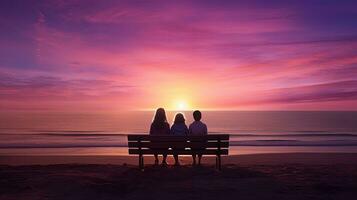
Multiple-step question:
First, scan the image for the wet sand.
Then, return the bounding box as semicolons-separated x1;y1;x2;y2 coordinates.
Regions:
1;153;357;200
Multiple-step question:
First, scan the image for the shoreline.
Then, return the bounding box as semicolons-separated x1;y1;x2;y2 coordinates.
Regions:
2;152;357;166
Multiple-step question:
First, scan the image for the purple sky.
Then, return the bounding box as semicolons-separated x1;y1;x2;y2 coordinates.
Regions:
1;0;357;111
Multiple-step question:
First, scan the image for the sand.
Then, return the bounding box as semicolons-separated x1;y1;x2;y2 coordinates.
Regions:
1;153;357;200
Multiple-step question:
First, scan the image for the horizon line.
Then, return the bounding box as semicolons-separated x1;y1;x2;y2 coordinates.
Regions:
2;109;357;113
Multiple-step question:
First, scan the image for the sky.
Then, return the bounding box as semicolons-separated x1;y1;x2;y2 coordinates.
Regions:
1;0;357;111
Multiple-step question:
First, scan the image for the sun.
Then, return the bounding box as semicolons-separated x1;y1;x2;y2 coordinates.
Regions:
177;102;187;110
174;100;190;111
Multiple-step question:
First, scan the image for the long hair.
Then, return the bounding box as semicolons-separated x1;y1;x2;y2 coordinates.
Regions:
174;113;185;124
152;108;167;129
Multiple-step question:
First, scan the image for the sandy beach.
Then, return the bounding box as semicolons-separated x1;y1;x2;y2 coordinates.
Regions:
1;153;357;200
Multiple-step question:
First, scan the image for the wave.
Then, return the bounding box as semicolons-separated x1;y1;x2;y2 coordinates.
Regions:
2;140;357;149
230;140;357;146
2;130;357;137
38;133;129;137
0;143;128;148
0;132;129;137
229;133;357;137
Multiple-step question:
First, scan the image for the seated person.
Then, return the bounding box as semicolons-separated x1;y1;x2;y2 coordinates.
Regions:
188;110;207;165
150;108;170;165
170;113;188;166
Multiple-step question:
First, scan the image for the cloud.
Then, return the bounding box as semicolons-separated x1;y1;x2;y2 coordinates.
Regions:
1;0;357;110
269;80;357;103
0;72;135;101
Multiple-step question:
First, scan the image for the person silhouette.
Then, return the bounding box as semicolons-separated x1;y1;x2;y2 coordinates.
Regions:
188;110;207;165
170;113;189;166
150;108;170;165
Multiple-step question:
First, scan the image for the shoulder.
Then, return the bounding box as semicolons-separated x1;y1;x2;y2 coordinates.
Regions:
165;122;170;128
198;121;206;126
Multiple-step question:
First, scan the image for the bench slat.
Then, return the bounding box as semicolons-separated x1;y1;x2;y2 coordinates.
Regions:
128;141;229;148
128;149;228;155
127;134;229;141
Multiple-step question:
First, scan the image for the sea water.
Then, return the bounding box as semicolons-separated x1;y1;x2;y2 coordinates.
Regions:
1;111;357;155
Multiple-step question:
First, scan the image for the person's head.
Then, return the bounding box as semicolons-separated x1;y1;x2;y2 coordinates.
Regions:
152;108;167;128
174;113;185;124
193;110;202;121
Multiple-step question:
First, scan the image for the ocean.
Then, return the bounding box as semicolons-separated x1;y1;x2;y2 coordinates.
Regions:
1;111;357;155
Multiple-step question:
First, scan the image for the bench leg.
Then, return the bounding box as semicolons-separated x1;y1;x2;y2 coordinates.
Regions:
141;155;144;169
139;155;144;169
216;155;221;170
218;155;221;171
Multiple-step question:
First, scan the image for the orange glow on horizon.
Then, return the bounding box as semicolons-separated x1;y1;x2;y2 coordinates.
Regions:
1;1;357;112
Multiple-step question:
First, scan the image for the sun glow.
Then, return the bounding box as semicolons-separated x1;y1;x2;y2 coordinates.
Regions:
177;101;187;110
173;100;190;111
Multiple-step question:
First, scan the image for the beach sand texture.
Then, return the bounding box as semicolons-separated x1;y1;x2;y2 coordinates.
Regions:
1;153;357;200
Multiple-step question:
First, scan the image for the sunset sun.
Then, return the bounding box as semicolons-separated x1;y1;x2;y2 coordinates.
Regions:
174;100;190;111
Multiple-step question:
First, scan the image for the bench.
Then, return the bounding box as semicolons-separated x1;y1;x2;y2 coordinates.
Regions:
127;134;229;170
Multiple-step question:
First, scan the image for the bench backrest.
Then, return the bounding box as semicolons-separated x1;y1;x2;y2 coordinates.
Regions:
127;134;229;155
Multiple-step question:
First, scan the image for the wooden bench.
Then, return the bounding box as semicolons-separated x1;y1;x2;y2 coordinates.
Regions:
127;134;229;170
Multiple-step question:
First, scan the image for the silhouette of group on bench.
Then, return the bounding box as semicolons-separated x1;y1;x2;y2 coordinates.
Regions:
150;108;207;166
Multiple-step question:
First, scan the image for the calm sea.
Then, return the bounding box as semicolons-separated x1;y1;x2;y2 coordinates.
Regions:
1;111;357;155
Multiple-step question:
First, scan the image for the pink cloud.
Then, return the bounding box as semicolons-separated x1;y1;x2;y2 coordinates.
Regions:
1;0;357;111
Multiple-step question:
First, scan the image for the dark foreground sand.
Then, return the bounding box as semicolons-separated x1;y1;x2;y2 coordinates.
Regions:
1;153;357;200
